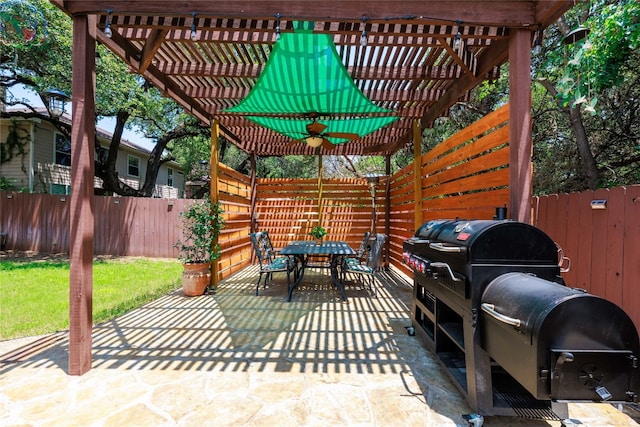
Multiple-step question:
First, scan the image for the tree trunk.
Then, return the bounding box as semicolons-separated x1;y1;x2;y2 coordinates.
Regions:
96;110;178;197
536;79;599;190
568;106;599;189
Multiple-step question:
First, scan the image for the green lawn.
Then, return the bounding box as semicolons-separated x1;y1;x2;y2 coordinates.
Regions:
0;258;182;340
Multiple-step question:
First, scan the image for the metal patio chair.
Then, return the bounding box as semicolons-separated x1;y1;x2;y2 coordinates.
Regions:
249;231;294;296
342;233;386;297
343;231;371;269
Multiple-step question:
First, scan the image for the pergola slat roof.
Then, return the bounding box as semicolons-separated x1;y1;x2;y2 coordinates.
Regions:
54;1;573;156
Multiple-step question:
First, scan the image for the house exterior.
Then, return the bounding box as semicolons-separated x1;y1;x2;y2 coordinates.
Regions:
0;109;184;198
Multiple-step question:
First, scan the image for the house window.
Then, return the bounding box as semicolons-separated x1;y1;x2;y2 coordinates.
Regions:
96;145;109;163
51;183;71;195
127;155;140;177
167;168;174;187
55;133;71;166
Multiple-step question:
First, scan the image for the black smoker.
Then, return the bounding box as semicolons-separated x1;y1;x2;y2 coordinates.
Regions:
402;219;639;418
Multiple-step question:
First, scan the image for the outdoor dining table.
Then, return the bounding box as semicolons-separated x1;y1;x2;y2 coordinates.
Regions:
279;240;355;302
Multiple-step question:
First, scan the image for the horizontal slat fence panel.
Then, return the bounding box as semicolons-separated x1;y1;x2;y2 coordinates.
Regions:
419;104;510;222
388;104;511;275
533;185;640;332
255;177;378;252
388;165;417;277
217;163;252;281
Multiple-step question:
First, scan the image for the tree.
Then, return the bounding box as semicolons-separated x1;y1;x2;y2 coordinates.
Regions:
390;0;640;194
0;0;212;197
533;0;640;191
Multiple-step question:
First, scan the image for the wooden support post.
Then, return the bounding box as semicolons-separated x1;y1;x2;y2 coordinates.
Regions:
250;153;257;233
413;120;423;229
385;155;391;269
317;155;324;227
509;28;533;224
69;13;96;376
210;120;220;287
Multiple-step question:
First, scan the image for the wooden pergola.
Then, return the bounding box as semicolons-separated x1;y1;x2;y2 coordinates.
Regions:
51;0;575;375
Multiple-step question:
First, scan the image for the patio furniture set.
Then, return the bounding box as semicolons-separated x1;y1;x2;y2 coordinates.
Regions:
249;231;386;302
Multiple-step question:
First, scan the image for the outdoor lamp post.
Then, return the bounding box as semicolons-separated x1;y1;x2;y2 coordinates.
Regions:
366;174;381;237
43;88;70;119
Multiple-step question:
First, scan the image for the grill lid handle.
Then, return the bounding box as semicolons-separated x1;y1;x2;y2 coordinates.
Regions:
429;242;465;253
429;262;462;282
480;303;521;327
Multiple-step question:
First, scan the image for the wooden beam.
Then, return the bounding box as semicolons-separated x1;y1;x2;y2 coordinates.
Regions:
437;37;477;77
69;13;96;376
111;19;508;43
138;28;169;74
421;37;509;127
58;2;542;26
96;31;212;126
187;86;447;103
508;29;533;224
159;62;461;81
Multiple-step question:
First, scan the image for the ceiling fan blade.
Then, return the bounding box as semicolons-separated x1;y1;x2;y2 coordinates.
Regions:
321;138;336;150
307;121;327;135
288;138;305;146
324;132;359;140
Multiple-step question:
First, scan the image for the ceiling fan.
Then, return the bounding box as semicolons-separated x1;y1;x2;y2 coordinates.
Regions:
289;117;359;150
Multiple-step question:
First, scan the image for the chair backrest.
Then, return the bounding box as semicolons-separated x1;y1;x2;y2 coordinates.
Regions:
249;232;272;266
262;230;277;258
366;234;386;270
356;231;371;258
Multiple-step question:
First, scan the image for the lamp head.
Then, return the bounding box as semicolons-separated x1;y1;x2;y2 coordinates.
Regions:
365;174;380;187
563;26;590;45
43;88;70;119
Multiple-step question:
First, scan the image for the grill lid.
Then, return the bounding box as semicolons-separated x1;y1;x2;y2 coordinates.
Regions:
414;220;558;264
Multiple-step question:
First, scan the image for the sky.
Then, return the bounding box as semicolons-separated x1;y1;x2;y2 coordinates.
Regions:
6;84;156;151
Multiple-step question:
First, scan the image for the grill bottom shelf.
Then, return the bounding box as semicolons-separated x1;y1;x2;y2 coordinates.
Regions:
492;368;562;420
437;351;468;392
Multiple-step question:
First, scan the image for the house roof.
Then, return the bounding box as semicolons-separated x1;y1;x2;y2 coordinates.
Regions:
52;1;574;157
2;107;181;168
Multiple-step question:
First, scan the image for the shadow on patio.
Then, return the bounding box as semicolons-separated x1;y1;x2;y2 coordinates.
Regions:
1;266;634;426
87;267;425;375
0;266;479;426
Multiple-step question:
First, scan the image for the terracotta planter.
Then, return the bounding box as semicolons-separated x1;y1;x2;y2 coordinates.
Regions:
181;262;211;296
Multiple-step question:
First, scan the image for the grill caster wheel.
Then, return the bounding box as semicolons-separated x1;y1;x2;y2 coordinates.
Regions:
462;413;484;427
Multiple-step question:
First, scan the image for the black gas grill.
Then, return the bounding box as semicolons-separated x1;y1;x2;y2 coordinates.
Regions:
403;219;639;417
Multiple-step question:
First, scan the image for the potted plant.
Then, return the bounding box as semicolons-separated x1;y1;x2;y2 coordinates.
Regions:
309;225;327;245
174;196;225;296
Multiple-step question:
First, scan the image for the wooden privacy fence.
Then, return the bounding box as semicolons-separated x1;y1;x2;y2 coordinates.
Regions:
391;105;511;276
0;163;252;282
254;176;380;252
2;106;638;329
255;105;511;274
0;192;182;256
533;185;640;331
0;106;511;279
216;164;252;280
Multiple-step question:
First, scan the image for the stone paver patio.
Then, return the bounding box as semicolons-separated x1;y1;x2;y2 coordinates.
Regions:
0;266;637;426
